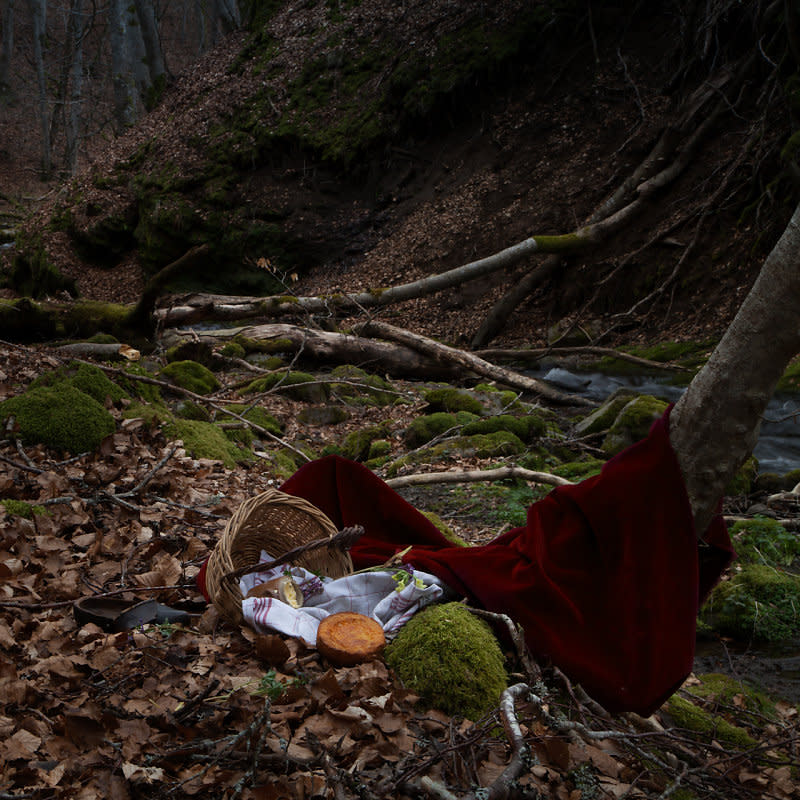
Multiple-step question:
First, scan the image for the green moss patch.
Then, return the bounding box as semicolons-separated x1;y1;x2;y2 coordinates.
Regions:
701;564;800;643
385;602;507;720
461;413;545;444
686;672;777;719
32;362;128;405
402;411;480;447
729;517;800;568
0;384;115;454
1;500;47;519
246;371;330;403
664;694;757;750
340;424;391;462
164;418;247;468
423;388;485;416
601;394;669;455
330;365;399;406
159;360;220;395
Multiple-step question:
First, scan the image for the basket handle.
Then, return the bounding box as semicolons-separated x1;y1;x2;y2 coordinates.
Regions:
221;525;365;583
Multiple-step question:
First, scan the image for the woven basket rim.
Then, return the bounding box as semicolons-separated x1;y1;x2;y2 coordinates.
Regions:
204;488;353;625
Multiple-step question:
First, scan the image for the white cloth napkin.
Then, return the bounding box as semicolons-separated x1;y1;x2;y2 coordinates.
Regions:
240;551;451;646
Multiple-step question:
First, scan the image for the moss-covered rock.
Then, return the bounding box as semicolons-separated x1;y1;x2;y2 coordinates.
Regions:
663;694;757;749
461;413;545;444
159;360;220;395
385;602;508;720
402;411;480;447
573;388;638;436
31;362;128;406
165;340;216;368
245;370;329;403
686;672;777;719
330;365;399;407
164;418;246;468
340;424;391;462
423;387;485;416
296;405;350;426
602;394;669;455
0;384;115;453
220;404;284;436
700;564;800;643
220;341;246;359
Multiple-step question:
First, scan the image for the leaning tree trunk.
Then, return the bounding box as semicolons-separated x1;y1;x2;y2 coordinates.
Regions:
670;201;800;536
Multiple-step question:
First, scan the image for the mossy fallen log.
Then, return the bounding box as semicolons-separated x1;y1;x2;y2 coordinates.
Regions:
0;297;148;344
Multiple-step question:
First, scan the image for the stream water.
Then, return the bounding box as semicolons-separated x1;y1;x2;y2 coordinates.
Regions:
538;365;800;475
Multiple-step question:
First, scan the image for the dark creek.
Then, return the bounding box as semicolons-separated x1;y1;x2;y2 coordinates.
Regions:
540;366;800;475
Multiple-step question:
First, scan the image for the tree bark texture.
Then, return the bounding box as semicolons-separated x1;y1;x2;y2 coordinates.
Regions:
670;201;800;535
0;0;14;88
109;0;136;130
28;0;50;177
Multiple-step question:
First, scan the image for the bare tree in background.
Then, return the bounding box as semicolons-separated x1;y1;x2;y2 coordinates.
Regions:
108;0;136;131
0;0;14;90
28;0;51;176
134;0;167;107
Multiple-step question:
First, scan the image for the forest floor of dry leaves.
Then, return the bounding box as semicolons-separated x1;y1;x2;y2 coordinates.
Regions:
2;335;800;800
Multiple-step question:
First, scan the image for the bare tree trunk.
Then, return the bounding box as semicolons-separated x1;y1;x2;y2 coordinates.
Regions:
134;0;166;107
64;0;83;174
0;0;14;90
124;1;149;101
211;0;239;43
108;0;136;130
28;0;51;177
670;201;800;536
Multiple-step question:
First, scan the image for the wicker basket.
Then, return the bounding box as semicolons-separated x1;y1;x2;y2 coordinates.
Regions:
204;488;353;625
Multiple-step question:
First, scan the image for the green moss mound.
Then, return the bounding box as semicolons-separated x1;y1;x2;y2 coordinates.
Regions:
159;360;220;395
340;424;391;462
701;564;800;643
664;694;757;749
330;365;398;406
164;418;246;468
0;384;115;453
461;413;545;443
385;602;508;720
32;362;128;405
423;388;485;416
246;371;329;402
602;394;669;455
687;672;776;719
403;411;480;447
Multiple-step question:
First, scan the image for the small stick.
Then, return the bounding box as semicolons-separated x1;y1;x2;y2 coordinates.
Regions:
222;525;365;582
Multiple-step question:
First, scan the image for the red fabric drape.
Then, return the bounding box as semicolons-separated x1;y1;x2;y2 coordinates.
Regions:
275;408;733;714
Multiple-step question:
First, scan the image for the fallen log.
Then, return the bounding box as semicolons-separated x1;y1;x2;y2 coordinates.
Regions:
164;323;464;380
358;320;594;406
385;466;573;490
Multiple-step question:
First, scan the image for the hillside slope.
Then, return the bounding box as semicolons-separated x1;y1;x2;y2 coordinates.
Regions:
3;0;796;349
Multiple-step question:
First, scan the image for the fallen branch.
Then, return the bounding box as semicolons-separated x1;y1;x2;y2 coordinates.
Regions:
385;466;573;489
359;320;593;406
461;683;532;800
474;344;691;372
